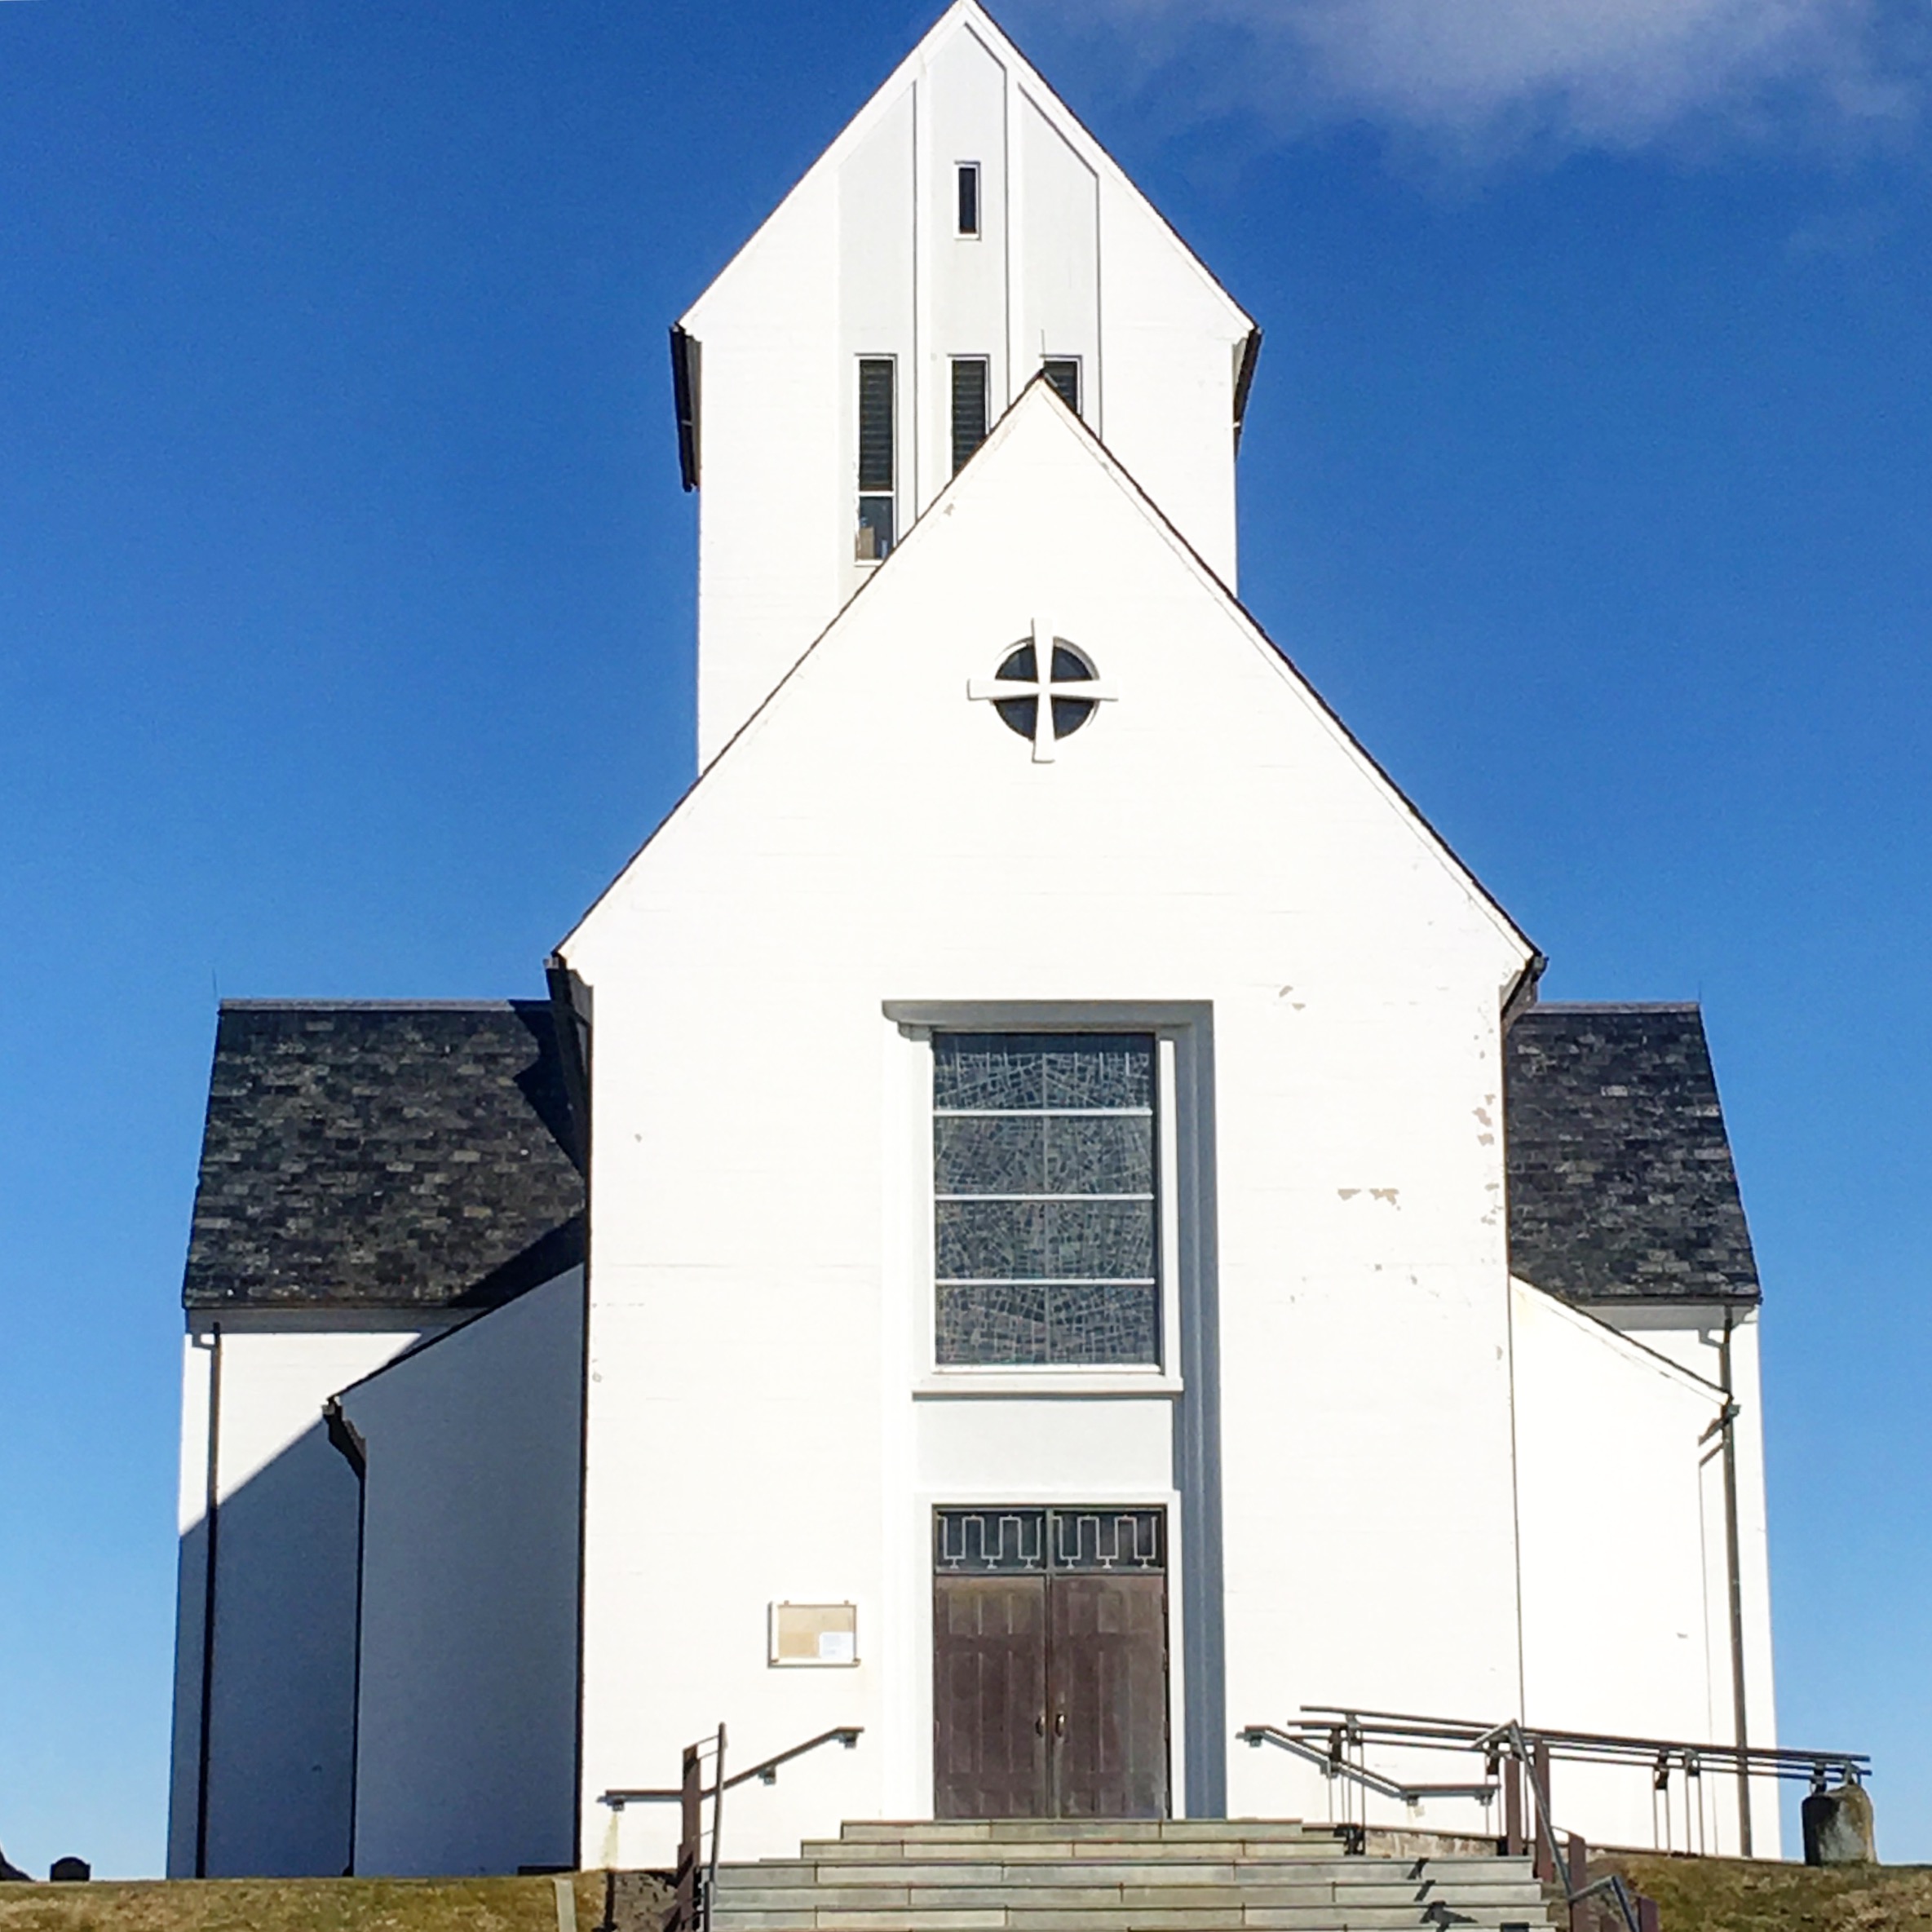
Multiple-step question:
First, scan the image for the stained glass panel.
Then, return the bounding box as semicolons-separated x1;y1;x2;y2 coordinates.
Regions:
935;1035;1046;1111
936;1200;1048;1280
1046;1283;1159;1364
934;1034;1152;1112
1043;1037;1152;1109
935;1114;1046;1194
1046;1200;1155;1280
1046;1114;1153;1194
936;1283;1047;1364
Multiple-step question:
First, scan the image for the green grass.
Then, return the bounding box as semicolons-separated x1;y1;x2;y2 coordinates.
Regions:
1585;1853;1932;1931
9;1859;1932;1930
0;1872;669;1932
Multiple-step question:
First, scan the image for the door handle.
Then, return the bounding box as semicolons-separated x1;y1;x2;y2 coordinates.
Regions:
1036;1713;1046;1736
1054;1711;1066;1738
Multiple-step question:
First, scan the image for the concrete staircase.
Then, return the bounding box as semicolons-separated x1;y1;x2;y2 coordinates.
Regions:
709;1819;1557;1931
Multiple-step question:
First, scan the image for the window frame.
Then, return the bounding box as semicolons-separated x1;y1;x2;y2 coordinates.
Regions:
949;356;991;477
890;1008;1198;1397
1041;356;1082;417
855;354;897;565
955;161;981;238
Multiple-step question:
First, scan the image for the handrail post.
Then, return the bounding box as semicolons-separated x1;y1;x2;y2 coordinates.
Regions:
1503;1753;1524;1856
675;1742;703;1932
706;1722;727;1932
1531;1738;1554;1881
1565;1833;1587;1932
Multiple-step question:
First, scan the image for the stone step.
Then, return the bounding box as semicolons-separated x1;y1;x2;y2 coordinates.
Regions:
798;1842;1380;1866
839;1823;1332;1845
717;1882;1550;1912
731;1859;1537;1886
713;1911;1552;1932
710;1824;1551;1932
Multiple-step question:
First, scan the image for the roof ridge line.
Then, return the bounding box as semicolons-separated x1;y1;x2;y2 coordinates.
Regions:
219;997;532;1011
1528;1001;1702;1014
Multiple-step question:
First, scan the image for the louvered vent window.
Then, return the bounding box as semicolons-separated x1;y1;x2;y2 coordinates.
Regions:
1042;357;1081;416
856;356;895;562
957;163;980;237
951;358;989;475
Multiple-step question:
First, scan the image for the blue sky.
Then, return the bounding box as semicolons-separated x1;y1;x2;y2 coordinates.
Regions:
2;0;1928;1880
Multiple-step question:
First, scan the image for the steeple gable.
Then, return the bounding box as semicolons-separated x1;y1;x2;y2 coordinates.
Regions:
675;1;1260;764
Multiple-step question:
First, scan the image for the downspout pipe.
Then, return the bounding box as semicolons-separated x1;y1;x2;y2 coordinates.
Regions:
1719;1309;1752;1855
323;1398;369;1876
542;958;595;1872
193;1322;223;1880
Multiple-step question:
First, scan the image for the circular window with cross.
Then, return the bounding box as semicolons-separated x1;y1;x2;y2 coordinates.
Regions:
967;622;1117;763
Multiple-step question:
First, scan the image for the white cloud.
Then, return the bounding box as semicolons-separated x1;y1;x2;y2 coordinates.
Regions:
1034;0;1917;157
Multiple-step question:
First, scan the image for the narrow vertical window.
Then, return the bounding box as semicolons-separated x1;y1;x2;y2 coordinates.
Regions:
1041;356;1081;417
856;356;895;561
950;357;989;475
933;1033;1159;1367
956;163;980;237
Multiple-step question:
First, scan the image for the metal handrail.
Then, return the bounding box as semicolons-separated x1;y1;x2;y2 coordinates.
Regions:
599;1725;863;1932
1243;1712;1649;1932
1299;1705;1868;1786
1246;1705;1864;1930
1491;1718;1646;1932
599;1725;864;1809
1238;1725;1497;1804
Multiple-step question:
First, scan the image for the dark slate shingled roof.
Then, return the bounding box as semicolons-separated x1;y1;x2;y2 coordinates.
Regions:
1506;1002;1759;1306
183;1001;585;1311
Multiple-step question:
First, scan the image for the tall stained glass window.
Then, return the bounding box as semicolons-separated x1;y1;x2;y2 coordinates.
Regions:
933;1033;1158;1366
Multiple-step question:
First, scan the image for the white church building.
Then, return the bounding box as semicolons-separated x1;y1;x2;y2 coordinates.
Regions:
168;2;1778;1883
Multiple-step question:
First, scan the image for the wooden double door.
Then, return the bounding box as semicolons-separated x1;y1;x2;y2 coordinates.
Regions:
933;1506;1169;1820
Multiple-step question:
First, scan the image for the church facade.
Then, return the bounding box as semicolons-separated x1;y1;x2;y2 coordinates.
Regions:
168;2;1777;1882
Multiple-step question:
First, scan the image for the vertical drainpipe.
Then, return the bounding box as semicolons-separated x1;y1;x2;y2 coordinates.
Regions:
324;1396;369;1877
1719;1309;1752;1855
548;956;593;1872
193;1321;223;1880
1498;956;1544;1730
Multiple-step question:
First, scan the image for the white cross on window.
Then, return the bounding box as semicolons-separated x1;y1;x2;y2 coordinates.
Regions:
967;620;1117;763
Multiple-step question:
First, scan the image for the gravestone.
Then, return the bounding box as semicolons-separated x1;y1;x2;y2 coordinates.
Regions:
48;1857;90;1882
1802;1779;1877;1866
0;1846;29;1883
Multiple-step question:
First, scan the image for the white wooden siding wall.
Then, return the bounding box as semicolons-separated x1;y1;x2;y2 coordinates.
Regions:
565;394;1534;1865
1601;1305;1781;1852
1512;1285;1724;1850
343;1271;584;1877
166;1319;436;1878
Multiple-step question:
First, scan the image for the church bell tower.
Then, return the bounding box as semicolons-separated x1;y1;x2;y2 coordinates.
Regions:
670;0;1261;766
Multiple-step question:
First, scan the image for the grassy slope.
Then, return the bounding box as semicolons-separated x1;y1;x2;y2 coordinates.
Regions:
0;1873;636;1932
9;1861;1932;1930
1593;1854;1932;1931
